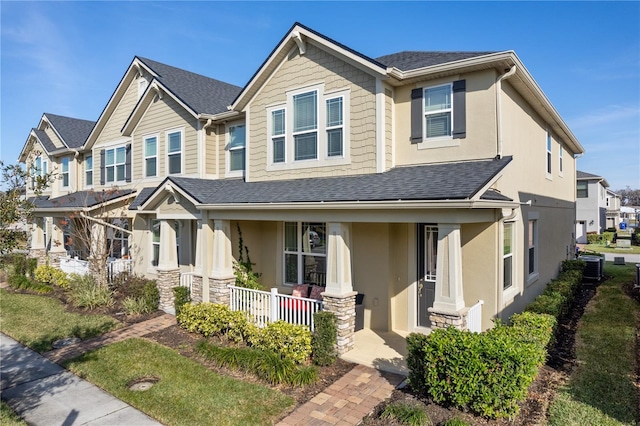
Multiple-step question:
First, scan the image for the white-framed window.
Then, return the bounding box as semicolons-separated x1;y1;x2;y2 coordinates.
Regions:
166;129;183;175
503;222;514;290
527;219;538;277
228;124;246;173
284;222;326;286
558;142;563;176
30;156;48;189
60;156;70;188
424;83;452;139
577;181;588;198
546;131;552;177
105;146;126;183
108;219;129;259
144;136;158;178
138;77;148;99
267;84;350;169
151;219;160;267
84;155;93;187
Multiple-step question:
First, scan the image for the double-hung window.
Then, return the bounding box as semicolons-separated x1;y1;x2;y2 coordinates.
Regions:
293;91;318;161
228;124;246;172
167;130;182;175
284;222;326;286
528;219;538;276
577;181;588;198
326;97;344;157
60;157;70;188
503;223;514;290
272;109;286;163
424;84;452;139
144;136;157;178
546;132;552;176
31;156;48;189
105;146;126;183
151;220;160;267
558;142;563;176
85;155;93;187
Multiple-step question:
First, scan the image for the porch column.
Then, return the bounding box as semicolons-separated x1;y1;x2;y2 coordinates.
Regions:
157;219;180;313
29;218;47;266
192;215;213;303
48;217;66;268
428;224;467;330
322;222;357;355
209;219;234;305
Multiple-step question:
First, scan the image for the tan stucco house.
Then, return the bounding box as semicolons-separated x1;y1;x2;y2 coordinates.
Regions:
21;23;584;355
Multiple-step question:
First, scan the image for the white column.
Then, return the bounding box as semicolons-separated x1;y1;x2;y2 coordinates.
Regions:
31;218;45;250
210;219;234;279
325;222;353;296
90;223;106;258
50;218;66;253
158;219;178;270
432;224;465;313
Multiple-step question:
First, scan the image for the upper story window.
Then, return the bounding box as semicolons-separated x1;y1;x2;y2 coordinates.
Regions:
166;130;182;175
503;222;514;290
558;142;563;176
105;146;126;183
85;155;93;187
138;77;148;99
411;80;466;147
546;131;552;177
267;85;350;170
577;181;588;198
30;156;48;190
60;157;70;188
228;124;246;173
144;136;158;178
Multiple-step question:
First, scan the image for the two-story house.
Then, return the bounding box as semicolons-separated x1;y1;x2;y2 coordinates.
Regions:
605;188;621;230
22;23;584;359
576;170;611;242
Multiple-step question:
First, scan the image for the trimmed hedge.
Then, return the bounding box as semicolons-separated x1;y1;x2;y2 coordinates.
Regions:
34;265;69;289
312;311;338;366
172;286;191;317
250;320;312;364
526;262;585;320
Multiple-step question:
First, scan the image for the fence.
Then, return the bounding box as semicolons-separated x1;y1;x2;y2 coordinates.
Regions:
180;272;196;293
107;258;133;283
228;285;323;331
467;299;484;333
59;257;90;275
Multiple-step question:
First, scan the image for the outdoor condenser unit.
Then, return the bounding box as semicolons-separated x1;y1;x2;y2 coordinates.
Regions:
579;255;603;280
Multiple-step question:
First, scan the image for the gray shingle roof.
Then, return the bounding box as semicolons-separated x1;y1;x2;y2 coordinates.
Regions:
33;189;135;210
45;113;96;149
32;129;57;154
376;51;497;72
128;187;156;210
576;170;603;180
148;157;512;206
137;57;242;115
480;189;513;202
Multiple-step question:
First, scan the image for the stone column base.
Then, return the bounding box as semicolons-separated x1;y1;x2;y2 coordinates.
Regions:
157;268;181;313
428;306;470;331
48;251;66;269
191;274;203;303
209;277;234;305
29;248;47;267
321;291;357;355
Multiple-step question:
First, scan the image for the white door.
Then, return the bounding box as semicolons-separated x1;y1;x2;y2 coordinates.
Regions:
576;221;587;244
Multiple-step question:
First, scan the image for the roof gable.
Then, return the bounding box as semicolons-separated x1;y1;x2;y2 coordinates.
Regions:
43;113;95;149
376;51;498;72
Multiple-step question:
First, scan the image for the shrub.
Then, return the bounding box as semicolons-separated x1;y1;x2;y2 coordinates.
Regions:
11;254;27;276
526;292;566;318
122;296;148;315
34;265;69;289
601;231;614;244
561;259;585;272
250;320;312;364
586;232;600;245
68;274;114;309
312;311;337;366
380;401;430;426
118;274;159;313
7;274;53;293
177;303;256;343
233;224;263;290
173;286;191;317
26;258;38;278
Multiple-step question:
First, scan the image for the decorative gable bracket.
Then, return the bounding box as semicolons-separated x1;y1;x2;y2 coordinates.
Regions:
291;31;306;55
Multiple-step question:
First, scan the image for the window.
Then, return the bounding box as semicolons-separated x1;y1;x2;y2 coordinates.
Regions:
144;136;157;177
151;220;160;267
503;223;514;290
105;146;126;183
138;77;148;99
528;219;537;276
546;132;552;176
577;181;588;198
108;219;129;258
85;155;93;187
424;84;452;139
293;91;318;161
284;222;326;286
167;130;182;174
61;157;70;188
30;156;47;189
326;97;344;157
228;124;246;172
558;142;563;176
272;109;286;163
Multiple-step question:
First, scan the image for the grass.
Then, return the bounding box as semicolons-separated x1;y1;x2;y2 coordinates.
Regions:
582;244;640;254
0;289;121;352
548;263;639;425
63;338;295;426
0;401;26;426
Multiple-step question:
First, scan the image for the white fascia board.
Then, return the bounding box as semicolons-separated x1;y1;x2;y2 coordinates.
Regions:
470;171;505;202
197;110;243;122
42;114;71;150
138;180;201;212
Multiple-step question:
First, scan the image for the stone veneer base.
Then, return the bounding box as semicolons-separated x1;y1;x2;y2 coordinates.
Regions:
209;277;234;305
427;306;470;331
191;275;203;303
29;248;47;266
157;269;180;313
321;291;357;355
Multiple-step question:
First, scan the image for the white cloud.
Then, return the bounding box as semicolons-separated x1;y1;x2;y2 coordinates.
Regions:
569;105;640;129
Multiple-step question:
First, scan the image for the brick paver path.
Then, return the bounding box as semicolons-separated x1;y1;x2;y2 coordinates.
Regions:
43;313;175;363
277;364;405;426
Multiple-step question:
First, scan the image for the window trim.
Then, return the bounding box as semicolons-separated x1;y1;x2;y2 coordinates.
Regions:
165;128;184;176
31;155;48;190
226;122;246;177
527;214;539;284
423;83;453;141
60;156;70;188
270;107;287;164
144;134;159;178
104;145;127;184
283;221;327;287
558;141;564;177
85;155;93;188
503;222;515;292
546;131;553;179
577;181;588;198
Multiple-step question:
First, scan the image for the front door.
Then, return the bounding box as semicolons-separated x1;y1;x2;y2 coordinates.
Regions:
417;224;438;327
576;221;587;244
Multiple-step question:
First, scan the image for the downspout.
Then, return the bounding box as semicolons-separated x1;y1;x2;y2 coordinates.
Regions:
200;119;213;178
496;65;517;159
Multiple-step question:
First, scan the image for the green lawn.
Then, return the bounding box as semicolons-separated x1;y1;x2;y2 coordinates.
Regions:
548;263;639;425
0;289;121;352
64;338;295;426
0;401;27;426
582;244;640;255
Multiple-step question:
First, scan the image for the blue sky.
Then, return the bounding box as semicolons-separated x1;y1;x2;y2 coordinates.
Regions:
1;1;638;190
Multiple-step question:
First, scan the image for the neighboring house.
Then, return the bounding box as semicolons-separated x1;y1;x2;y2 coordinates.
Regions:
605;189;621;230
22;23;584;356
575;170;610;242
621;206;640;228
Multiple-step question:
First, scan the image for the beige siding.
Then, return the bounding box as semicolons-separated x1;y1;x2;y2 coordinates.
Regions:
204;125;220;177
43;126;65;149
24;141;54;198
247;42;378;181
384;87;393;170
394;69;498;166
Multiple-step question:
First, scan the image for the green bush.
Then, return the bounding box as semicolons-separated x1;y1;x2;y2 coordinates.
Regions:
561;259;585;272
172;286;191;317
67;274;114;309
11;254;27;276
117;274;159;313
122;296;148;315
586;233;600;244
526;292;566;318
250;320;312;364
177;303;256;343
26;258;38;278
7;274;53;293
380;401;430;426
601;231;614;244
312;311;337;366
34;265;69;289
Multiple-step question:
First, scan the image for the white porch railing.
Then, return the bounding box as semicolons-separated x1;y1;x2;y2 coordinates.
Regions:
60;257;90;275
228;285;323;331
467;299;484;333
180;272;196;292
107;258;133;282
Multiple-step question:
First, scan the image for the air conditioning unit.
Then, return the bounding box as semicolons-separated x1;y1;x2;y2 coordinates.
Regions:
579;255;603;280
